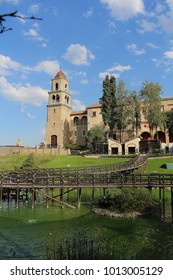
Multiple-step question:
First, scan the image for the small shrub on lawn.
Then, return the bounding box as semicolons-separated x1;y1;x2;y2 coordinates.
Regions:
20;153;38;169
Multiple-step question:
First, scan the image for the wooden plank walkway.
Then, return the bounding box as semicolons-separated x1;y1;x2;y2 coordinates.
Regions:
2;173;173;189
2;153;172;209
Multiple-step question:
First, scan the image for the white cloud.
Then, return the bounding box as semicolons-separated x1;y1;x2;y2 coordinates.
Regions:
99;72;120;79
23;28;45;41
99;64;132;79
78;71;87;77
0;76;47;106
83;7;93;18
71;90;80;96
155;3;165;14
63;44;95;65
0;54;30;75
80;79;88;85
152;58;162;67
41;43;47;48
28;4;40;14
107;20;116;33
146;43;160;49
100;0;145;21
164;51;173;59
71;99;86;111
138;19;158;33
27;112;36;119
0;54;60;77
158;0;173;33
34;60;60;76
107;64;132;72
127;43;145;55
21;105;36;118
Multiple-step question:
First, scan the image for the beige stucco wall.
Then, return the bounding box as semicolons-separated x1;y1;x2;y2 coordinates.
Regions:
108;139;122;155
0;146;70;155
87;106;103;131
124;137;140;154
46;104;71;148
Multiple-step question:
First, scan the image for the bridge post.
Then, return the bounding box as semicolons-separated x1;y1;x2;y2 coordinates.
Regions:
92;173;95;200
161;187;165;220
171;187;173;222
77;174;81;208
0;186;2;209
60;173;64;208
51;188;54;204
15;173;20;209
159;187;162;203
46;173;49;208
0;173;3;209
31;173;36;209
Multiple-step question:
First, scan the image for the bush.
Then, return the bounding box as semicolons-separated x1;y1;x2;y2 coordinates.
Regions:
20;153;38;169
96;188;155;213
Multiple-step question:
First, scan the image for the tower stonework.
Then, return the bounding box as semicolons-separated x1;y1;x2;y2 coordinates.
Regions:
45;70;72;148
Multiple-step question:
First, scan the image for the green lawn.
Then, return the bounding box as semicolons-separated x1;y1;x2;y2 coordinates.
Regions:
1;153;173;174
0;154;128;171
144;157;173;174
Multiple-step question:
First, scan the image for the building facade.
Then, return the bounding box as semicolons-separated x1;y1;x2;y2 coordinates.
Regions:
45;71;173;154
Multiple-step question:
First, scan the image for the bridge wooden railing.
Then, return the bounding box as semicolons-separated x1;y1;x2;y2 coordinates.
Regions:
0;153;148;181
1;172;173;189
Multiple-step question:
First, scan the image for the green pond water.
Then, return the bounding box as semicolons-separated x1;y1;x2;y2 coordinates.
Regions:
1;196;173;260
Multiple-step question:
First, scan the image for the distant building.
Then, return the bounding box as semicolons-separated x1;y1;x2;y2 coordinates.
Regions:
45;70;173;154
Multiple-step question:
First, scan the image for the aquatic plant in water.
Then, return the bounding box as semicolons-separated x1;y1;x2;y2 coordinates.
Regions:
44;230;136;260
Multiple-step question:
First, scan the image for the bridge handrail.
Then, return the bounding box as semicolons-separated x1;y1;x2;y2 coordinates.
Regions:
0;153;147;178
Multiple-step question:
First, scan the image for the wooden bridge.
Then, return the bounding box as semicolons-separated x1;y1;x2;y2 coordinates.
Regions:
0;153;172;209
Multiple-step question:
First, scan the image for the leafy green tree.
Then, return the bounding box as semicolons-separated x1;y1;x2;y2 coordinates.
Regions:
127;90;141;137
87;125;106;144
99;75;117;138
140;80;164;139
165;110;173;138
87;125;107;154
115;80;129;142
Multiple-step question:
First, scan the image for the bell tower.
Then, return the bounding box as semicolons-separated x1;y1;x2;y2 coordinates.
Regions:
45;70;72;148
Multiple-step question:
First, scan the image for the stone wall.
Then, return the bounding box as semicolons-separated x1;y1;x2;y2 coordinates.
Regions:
0;146;70;155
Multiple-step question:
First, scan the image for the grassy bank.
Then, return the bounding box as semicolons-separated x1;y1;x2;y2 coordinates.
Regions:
0;154;128;171
1;153;173;174
144;157;173;174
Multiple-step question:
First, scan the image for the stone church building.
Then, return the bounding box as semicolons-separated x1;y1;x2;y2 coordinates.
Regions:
45;70;173;155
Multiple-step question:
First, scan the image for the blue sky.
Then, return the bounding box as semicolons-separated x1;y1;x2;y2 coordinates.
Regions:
0;0;173;147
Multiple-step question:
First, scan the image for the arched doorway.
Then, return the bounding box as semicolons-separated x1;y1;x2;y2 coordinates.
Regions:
51;135;57;148
154;131;166;143
141;131;151;140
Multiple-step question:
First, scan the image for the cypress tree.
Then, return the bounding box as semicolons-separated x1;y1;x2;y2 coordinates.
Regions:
99;75;116;138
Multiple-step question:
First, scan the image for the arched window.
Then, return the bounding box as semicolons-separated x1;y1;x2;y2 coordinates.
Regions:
65;95;69;104
65;84;68;90
51;135;57;148
74;117;79;126
56;94;60;102
52;95;55;101
56;83;59;91
81;116;87;125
